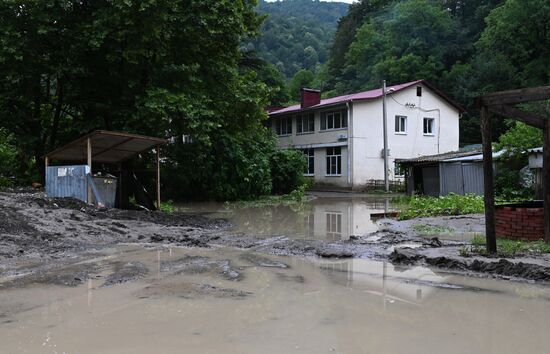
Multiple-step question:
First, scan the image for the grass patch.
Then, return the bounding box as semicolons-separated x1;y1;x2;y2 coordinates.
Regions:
398;193;484;220
160;200;175;214
461;235;550;257
225;184;310;209
412;224;454;235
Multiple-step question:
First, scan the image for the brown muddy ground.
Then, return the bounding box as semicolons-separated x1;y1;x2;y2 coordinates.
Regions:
1;190;550;285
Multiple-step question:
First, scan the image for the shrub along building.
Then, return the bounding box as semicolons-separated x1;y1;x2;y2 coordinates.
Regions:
268;80;463;190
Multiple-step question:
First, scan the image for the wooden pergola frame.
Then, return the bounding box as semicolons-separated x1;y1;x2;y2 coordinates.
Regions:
477;86;550;253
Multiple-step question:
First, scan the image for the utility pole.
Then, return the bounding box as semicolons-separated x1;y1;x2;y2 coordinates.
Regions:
382;80;389;192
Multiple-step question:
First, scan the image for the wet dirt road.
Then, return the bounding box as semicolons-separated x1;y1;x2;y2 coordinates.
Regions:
1;245;550;354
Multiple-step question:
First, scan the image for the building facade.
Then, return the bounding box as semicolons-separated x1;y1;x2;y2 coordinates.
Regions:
268;80;462;190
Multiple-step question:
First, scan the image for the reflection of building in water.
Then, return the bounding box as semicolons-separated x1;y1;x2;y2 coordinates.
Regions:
319;260;353;287
305;198;391;240
317;258;449;304
325;212;342;240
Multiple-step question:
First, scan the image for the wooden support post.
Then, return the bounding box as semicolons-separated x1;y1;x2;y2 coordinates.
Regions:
481;106;497;253
45;156;49;169
87;137;92;204
156;147;161;210
544;120;550;243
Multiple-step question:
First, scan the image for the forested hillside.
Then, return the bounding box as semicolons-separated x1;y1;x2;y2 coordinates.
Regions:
323;0;550;143
0;0;306;200
249;0;349;78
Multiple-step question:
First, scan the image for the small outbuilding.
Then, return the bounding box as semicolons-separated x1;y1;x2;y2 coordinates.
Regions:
43;130;167;209
397;149;502;196
528;147;543;199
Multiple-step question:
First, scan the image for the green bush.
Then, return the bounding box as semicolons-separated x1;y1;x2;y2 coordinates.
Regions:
270;149;306;195
0;129;17;186
494;164;532;201
398;193;484;220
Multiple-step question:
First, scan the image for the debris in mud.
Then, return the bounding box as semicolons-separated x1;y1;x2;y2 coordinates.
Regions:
0;263;101;288
135;282;252;299
389;249;550;281
388;248;423;265
102;262;149;287
149;233;209;247
315;247;354;259
276;273;305;283
240;253;289;268
161;255;242;281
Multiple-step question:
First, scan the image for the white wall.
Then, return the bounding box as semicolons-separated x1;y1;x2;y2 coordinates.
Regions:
351;84;460;188
270;83;460;189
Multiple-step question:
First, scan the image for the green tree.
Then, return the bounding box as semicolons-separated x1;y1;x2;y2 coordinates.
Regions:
0;129;17;186
288;69;316;101
0;0;304;200
476;0;550;88
344;0;455;91
252;0;349;78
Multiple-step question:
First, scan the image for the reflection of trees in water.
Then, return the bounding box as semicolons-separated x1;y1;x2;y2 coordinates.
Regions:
229;203;314;237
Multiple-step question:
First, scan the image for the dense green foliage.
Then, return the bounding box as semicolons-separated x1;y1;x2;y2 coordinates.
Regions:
269;149;307;195
250;0;349;79
0;0;306;201
398;194;485;220
493;120;544;199
324;0;549;144
496;121;544;159
0;129;17;186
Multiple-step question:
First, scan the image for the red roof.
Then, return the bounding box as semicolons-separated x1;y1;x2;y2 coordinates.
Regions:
269;80;465;115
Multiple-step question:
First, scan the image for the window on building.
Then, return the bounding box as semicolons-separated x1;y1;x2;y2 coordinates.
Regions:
302;148;314;175
423;118;435;135
275;115;292;135
326;212;342;240
296;113;315;133
394;161;405;177
326;147;342;175
416;86;422;97
395;115;407;133
320;109;347;131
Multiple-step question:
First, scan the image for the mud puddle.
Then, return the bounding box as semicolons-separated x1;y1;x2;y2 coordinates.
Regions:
1;245;550;354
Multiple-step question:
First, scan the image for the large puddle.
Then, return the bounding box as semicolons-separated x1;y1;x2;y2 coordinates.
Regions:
1;245;550;353
179;195;396;241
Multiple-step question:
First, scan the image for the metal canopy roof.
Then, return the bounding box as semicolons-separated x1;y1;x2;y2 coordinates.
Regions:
395;149;482;164
44;130;167;164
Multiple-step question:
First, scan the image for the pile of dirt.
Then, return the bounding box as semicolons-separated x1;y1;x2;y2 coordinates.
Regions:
0;191;230;264
389;248;550;281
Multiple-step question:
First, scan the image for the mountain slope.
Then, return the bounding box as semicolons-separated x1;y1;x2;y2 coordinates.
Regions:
249;0;349;78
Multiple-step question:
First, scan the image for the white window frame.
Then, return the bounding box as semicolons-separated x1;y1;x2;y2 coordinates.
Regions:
326;212;342;239
325;147;342;176
302;148;314;176
395;115;407;134
275;115;292;136
296;113;315;134
320;109;347;131
423;117;435;136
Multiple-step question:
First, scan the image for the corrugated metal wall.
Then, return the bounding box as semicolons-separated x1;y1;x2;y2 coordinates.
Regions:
45;165;89;203
462;163;484;195
440;162;464;195
440;162;484;196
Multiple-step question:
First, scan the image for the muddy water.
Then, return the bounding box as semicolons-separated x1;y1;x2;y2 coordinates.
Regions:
180;196;395;241
1;245;550;354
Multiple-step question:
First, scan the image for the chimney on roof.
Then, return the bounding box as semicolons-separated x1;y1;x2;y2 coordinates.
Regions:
300;88;321;109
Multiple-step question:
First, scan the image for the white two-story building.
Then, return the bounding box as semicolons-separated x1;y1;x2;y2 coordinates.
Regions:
268;80;463;190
